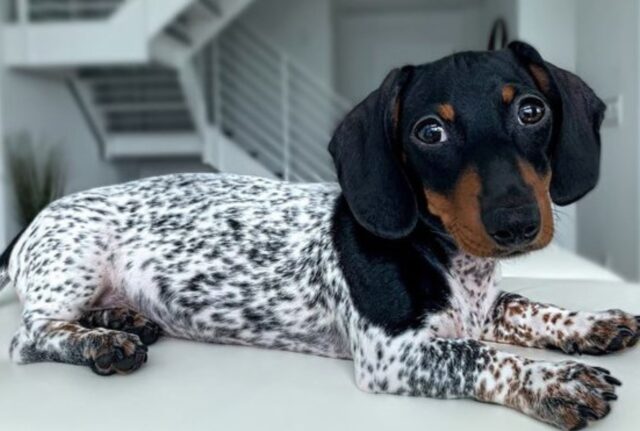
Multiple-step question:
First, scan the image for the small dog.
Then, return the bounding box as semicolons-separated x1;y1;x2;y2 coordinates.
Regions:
1;41;638;430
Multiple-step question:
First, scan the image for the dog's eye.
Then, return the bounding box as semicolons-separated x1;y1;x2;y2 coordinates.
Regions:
415;118;448;145
517;97;546;125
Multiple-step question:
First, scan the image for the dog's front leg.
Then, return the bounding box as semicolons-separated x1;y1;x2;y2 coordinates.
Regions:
482;292;640;354
352;328;619;430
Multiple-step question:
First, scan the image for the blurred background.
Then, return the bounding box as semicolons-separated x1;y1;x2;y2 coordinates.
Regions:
0;0;636;281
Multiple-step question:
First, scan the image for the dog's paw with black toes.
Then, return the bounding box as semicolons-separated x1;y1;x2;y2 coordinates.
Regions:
129;320;162;346
85;331;148;376
521;361;620;430
558;309;640;355
79;308;163;346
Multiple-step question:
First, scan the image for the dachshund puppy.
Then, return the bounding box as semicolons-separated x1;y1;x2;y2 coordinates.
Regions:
1;42;636;430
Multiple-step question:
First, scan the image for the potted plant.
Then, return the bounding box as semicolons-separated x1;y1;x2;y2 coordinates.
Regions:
4;132;66;228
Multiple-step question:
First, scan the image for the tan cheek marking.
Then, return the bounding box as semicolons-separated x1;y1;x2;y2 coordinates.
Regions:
424;169;498;257
502;84;516;104
517;160;554;249
437;103;455;122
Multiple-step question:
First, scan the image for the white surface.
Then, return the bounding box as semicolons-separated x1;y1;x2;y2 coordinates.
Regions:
500;244;623;282
1;278;639;431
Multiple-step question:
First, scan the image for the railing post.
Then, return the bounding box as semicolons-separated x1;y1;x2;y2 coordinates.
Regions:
212;41;222;128
281;55;290;181
212;40;224;169
16;0;29;23
71;0;81;19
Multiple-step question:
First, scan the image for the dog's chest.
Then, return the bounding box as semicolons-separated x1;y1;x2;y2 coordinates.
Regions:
424;254;499;339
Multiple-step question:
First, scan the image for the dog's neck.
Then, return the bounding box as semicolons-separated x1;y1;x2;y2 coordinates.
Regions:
411;219;498;284
449;252;498;285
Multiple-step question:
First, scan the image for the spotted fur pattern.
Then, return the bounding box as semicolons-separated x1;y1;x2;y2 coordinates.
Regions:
483;293;640;354
1;173;637;429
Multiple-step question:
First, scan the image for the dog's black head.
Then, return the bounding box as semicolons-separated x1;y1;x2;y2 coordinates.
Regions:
329;42;606;258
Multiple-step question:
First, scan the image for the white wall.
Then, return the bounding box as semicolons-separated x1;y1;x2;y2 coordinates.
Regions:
481;0;518;44
515;0;576;71
239;0;334;86
1;71;213;238
0;17;5;247
575;0;640;281
334;0;488;102
333;0;518;103
1;71;134;236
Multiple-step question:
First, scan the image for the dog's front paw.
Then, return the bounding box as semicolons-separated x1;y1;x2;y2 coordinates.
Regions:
557;310;640;355
84;331;148;376
519;361;621;430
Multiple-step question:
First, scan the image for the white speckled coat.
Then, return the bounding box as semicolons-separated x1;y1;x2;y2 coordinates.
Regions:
0;173;636;430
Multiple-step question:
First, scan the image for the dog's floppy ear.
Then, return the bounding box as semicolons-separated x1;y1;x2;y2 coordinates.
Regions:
329;67;416;239
508;41;606;206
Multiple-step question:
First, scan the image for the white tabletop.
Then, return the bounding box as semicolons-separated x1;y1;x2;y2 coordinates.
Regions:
1;278;639;431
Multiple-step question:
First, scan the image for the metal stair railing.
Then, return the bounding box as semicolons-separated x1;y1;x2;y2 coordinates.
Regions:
210;23;352;182
9;0;354;182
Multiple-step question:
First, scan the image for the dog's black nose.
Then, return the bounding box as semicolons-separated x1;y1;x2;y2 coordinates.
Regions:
485;205;541;248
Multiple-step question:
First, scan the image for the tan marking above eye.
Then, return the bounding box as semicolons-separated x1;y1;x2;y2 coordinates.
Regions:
437;103;455;122
528;64;551;93
502;84;516;104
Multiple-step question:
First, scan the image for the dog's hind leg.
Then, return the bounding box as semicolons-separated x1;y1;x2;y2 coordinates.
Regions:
10;319;148;375
78;308;162;346
10;259;148;375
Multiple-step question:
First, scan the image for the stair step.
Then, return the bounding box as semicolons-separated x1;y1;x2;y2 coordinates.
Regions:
105;133;202;159
107;122;195;133
105;110;195;133
165;25;193;46
199;0;222;17
99;102;189;112
78;67;176;80
28;0;123;22
93;91;186;105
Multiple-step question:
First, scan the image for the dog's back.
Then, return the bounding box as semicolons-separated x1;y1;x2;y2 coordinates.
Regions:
7;173;351;366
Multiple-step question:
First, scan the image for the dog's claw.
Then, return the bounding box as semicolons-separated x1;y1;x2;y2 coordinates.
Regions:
604;375;622;386
593;366;611;375
617;325;635;337
578;405;599;421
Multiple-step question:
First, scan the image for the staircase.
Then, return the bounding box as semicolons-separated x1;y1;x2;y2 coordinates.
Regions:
3;0;350;181
71;65;201;159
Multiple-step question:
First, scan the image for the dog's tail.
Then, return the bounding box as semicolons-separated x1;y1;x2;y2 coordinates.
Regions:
0;229;25;291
